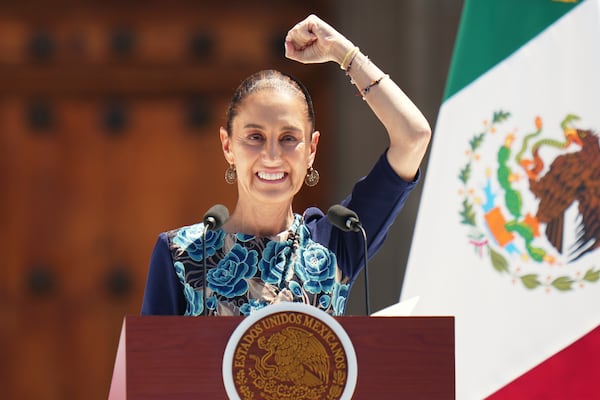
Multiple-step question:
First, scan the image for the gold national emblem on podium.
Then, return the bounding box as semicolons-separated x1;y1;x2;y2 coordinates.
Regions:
222;302;357;400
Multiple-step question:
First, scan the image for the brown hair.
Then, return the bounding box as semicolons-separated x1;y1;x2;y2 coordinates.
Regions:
225;69;315;136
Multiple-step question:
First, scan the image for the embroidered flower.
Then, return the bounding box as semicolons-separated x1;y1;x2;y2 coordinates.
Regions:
239;299;268;316
172;224;225;262
296;243;336;294
183;282;203;316
174;261;186;281
208;244;258;298
289;281;303;297
206;295;217;310
332;282;350;316
319;294;331;309
175;261;203;315
259;240;292;285
297;223;312;246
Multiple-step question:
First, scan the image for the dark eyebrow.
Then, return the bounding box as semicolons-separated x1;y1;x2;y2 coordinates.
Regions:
243;123;303;133
243;123;265;130
281;126;303;134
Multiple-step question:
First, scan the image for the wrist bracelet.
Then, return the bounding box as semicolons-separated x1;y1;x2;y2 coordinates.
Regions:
340;46;359;71
360;74;389;100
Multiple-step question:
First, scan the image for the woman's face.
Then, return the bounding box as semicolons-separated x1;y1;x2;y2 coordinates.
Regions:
220;88;319;207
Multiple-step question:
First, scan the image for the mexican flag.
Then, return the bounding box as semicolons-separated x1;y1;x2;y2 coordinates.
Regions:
401;0;600;398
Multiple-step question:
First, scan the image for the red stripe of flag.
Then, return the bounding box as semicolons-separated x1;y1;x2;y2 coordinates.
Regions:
487;325;600;399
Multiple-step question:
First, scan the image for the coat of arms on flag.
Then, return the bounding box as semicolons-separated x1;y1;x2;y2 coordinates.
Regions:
459;111;600;292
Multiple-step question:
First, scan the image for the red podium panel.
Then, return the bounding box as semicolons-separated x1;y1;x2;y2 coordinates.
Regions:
108;315;454;399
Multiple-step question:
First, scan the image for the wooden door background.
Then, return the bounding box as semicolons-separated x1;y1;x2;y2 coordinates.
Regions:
0;2;333;399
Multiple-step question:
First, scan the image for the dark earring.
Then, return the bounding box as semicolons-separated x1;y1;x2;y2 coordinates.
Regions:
225;164;237;184
304;167;319;187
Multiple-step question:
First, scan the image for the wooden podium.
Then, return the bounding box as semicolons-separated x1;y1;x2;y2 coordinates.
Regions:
108;315;454;399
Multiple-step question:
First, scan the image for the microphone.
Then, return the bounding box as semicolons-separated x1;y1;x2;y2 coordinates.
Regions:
203;204;229;231
202;204;229;316
327;204;371;316
327;204;361;232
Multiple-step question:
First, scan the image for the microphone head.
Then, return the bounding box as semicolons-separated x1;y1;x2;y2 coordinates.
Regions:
202;204;229;230
327;204;361;232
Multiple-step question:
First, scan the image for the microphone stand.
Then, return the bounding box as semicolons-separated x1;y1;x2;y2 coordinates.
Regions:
202;226;209;317
357;225;370;316
327;204;371;316
200;204;229;317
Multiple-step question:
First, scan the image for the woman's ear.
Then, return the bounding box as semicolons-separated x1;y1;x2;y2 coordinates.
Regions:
308;130;320;166
220;127;234;164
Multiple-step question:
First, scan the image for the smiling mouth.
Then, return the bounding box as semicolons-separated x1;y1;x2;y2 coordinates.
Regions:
257;171;286;181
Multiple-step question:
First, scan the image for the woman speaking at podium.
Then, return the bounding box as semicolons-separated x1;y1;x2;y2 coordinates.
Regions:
141;14;430;317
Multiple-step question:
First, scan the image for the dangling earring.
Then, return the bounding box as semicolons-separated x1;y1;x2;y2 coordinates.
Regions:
304;166;319;187
225;164;237;184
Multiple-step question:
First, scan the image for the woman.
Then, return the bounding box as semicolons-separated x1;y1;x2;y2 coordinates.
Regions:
141;14;431;316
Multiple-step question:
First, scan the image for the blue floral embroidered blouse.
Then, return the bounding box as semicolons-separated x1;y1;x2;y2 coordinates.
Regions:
141;151;419;316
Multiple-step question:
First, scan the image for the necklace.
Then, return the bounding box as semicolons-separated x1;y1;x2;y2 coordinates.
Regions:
277;215;302;288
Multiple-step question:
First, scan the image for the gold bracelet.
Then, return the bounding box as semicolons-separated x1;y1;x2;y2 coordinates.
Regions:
340;46;359;71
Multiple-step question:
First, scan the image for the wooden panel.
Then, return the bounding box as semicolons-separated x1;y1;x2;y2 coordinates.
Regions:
0;2;334;399
0;3;330;95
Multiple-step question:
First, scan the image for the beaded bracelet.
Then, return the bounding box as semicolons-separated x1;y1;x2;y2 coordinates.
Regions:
360;74;389;100
340;46;359;71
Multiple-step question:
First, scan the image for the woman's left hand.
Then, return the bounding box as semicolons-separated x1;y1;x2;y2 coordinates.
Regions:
285;14;353;67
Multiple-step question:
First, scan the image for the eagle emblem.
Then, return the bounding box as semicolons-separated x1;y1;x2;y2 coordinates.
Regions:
458;111;600;291
250;327;330;386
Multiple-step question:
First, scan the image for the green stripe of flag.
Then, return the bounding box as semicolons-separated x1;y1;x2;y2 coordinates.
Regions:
444;0;581;101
